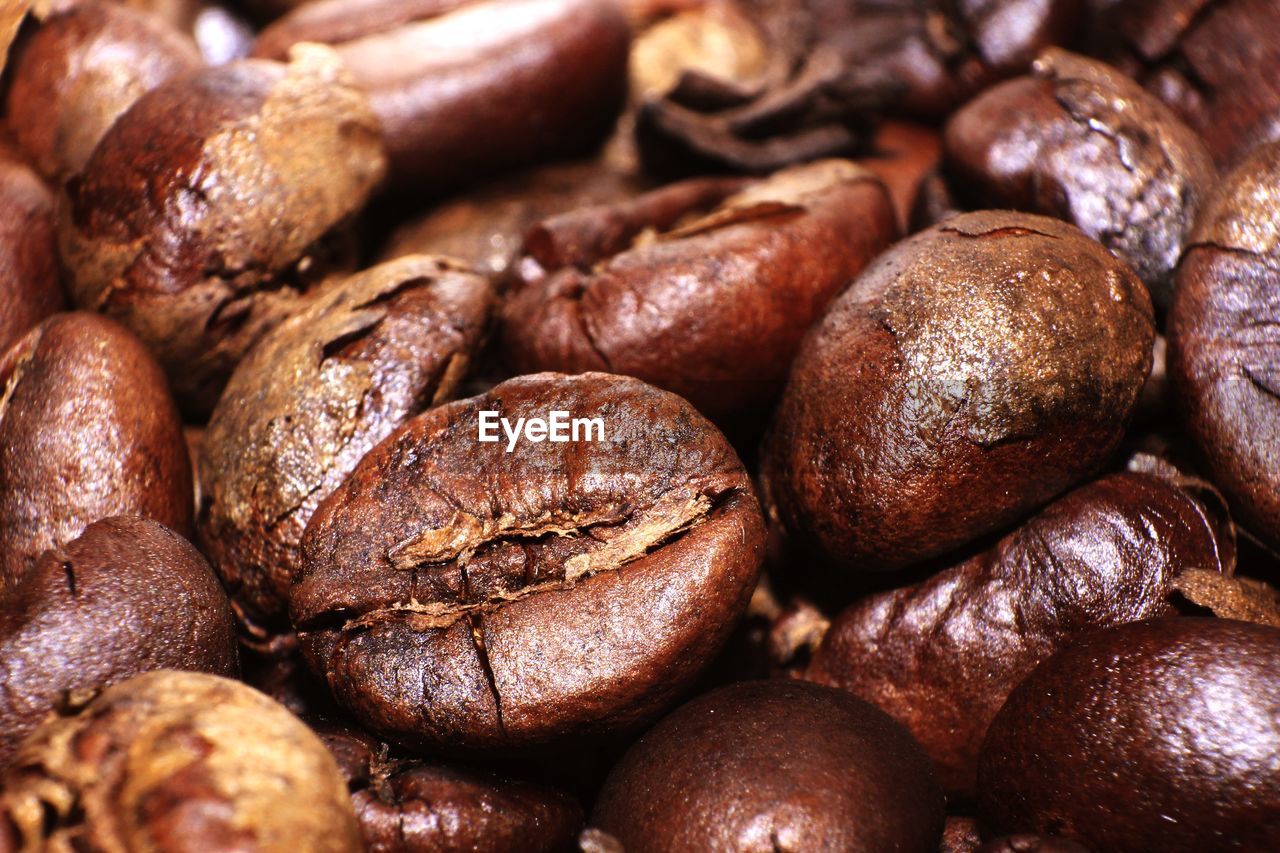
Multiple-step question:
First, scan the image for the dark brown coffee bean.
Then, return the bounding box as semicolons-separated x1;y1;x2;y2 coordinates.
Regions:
0;670;362;852
805;470;1237;795
501;160;898;419
292;372;765;752
0;517;237;767
977;617;1280;851
378;160;643;281
4;2;202;184
199;256;495;638
0;155;61;355
859;120;942;232
1095;0;1280;168
58;46;386;415
0;313;192;589
253;0;630;193
1169;141;1280;554
593;680;945;852
315;722;584;852
944;49;1216;308
761;211;1154;572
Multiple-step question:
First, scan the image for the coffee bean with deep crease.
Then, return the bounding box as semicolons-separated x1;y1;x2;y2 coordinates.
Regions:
761;211;1154;572
0;313;192;589
944;49;1216;308
315;721;584;852
1169;141;1280;554
57;45;386;416
0;154;62;355
199;256;495;640
253;0;630;193
805;469;1239;795
593;679;944;852
0;670;362;852
501;160;898;420
292;372;766;752
0;517;237;768
978;617;1280;852
3;2;202;184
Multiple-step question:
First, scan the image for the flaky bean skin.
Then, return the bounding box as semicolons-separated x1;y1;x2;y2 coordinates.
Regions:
293;372;765;752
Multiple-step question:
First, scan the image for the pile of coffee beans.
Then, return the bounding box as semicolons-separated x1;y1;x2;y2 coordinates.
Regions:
2;1;1278;850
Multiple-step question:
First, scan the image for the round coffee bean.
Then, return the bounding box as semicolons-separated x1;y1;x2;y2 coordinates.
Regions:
593;679;945;852
0;517;237;767
1169;141;1280;553
0;313;192;588
0;154;61;355
761;211;1154;571
978;617;1280;851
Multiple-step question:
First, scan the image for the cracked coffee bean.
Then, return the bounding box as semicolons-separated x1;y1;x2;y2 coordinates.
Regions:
0;670;362;852
1095;0;1280;168
291;372;766;752
0;313;192;589
0;517;237;768
761;211;1154;572
977;617;1280;851
944;49;1216;308
253;0;630;193
805;468;1239;795
0;154;61;355
1169;141;1280;554
4;2;202;184
593;679;944;852
316;721;584;852
57;44;386;416
378;160;643;281
501;160;898;420
199;255;495;640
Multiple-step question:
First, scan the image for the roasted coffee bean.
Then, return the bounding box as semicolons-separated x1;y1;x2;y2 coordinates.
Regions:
292;372;765;752
941;817;984;853
58;45;386;415
4;2;202;184
978;837;1091;853
1169;141;1280;553
761;211;1154;572
859;121;942;232
253;0;630;193
0;155;61;355
0;517;237;767
1095;0;1280;168
501;160;898;419
199;256;495;638
805;469;1238;795
977;617;1280;851
378;161;643;281
316;722;584;852
944;49;1216;308
0;670;362;852
0;313;192;589
593;680;945;852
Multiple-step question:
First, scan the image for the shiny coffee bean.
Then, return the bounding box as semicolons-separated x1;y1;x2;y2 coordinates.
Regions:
0;155;61;355
593;680;945;852
0;517;237;767
761;211;1154;572
1169;141;1280;553
978;617;1280;852
0;313;192;588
